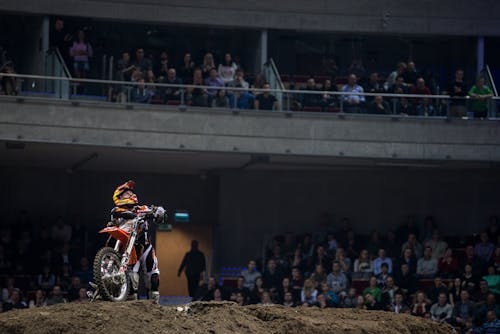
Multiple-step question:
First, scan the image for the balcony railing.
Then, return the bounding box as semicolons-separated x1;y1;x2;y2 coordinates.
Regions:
1;73;499;120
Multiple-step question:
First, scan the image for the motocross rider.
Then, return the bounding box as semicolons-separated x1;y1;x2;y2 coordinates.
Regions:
111;180;163;303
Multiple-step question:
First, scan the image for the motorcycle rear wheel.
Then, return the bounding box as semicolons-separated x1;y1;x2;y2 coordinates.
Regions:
93;247;130;302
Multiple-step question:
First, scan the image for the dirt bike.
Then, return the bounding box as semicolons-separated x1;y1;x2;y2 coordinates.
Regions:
90;206;165;302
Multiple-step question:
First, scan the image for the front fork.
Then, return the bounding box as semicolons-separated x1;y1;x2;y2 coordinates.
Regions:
119;230;137;273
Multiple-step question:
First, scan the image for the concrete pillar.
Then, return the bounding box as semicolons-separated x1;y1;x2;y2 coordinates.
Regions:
477;36;485;76
260;29;268;72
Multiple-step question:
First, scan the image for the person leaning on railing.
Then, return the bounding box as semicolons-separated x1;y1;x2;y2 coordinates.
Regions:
468;77;494;119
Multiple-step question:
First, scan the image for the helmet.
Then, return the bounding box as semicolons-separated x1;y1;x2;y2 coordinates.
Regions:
113;180;138;207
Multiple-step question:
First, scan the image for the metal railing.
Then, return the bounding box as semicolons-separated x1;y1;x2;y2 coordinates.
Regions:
1;73;499;119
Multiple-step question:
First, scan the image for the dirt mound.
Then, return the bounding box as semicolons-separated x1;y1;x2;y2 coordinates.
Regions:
0;301;454;334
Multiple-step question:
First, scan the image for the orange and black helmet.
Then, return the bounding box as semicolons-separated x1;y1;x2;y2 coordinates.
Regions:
113;180;138;207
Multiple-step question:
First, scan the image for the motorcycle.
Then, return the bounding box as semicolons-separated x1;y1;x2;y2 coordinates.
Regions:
90;206;166;302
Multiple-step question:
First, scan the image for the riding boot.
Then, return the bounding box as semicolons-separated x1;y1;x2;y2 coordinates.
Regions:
150;291;160;304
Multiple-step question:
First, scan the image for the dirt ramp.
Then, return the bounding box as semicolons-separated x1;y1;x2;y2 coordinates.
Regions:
0;301;453;334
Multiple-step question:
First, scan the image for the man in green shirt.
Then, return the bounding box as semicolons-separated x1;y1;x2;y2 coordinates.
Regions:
468;77;493;118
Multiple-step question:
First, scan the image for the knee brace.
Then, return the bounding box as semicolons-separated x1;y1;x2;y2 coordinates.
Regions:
150;273;159;291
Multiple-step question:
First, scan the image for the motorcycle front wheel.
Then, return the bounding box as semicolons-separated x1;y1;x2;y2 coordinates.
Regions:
93;247;130;302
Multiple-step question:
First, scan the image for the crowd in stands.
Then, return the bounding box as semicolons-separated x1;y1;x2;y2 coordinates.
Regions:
0;212;93;311
190;216;500;333
44;19;495;118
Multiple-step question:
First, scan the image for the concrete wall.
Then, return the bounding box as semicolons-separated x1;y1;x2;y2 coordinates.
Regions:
1;1;499;36
216;169;500;266
1;98;500;163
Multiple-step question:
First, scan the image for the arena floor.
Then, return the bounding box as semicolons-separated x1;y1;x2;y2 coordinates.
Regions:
0;300;454;334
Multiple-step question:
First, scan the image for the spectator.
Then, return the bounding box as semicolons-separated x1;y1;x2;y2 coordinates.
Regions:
462;264;479;292
290;267;304;297
230;277;250;302
473;280;493;305
385;62;407;90
179;53;195;84
0;61;18;96
326;261;348;296
396;97;416;115
157;50;169;78
301;278;318;306
425;231;448;259
409;78;432;105
133;48;152;73
188;68;208;107
368;95;391;114
490;247;500;275
403;61;419;85
373;249;393;275
262;259;283;293
477;310;500;334
212;288;223;302
428;277;449;304
310;264;327;288
282;291;296;307
430;293;453;323
364;293;382;310
363;276;382;302
449;278;463;307
334;247;352;274
355;295;367;310
241;260;261;289
483;265;500;295
46;285;67;306
227;69;249;90
391;292;410;314
353;249;373;279
461;245;486;276
50;18;72;64
468;77;493;119
29;289;47;308
448;69;468;117
3;290;27;311
396;248;418;276
364;72;385;102
438;248;459;278
233;84;254;110
251;73;265;90
116;52;134;82
319;282;339;307
315;293;330;309
417;246;438;278
235;292;247;306
161;68;183;103
202;52;216;78
412;291;430;317
381;276;399;307
69;30;93;79
475;232;495;263
341;74;365;113
73;287;89;303
248;276;265;304
74;257;92;288
389;75;409;95
37;265;56;291
67;276;81;301
195;277;217;301
476;294;500;325
288;248;307;276
218;53;238;84
277;277;296;304
131;78;154;104
254;83;278;111
178;240;206;298
320;79;336;109
416;98;435;117
259;291;274;306
212;89;229;108
341;287;357;308
204;68;225;105
376;263;391;289
301;78;320;108
453;290;475;328
401;233;423;259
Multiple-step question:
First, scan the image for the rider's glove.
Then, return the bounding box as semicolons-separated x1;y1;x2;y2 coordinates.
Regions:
153;206;166;223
